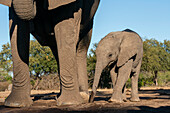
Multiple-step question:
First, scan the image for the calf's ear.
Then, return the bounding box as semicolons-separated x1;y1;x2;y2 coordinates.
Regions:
117;37;138;67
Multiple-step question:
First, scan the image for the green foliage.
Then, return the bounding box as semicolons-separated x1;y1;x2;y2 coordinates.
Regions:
0;40;58;81
4;76;12;81
126;71;170;88
157;71;170;86
0;43;12;72
0;43;12;82
126;78;131;88
30;79;35;86
141;39;168;72
87;43;97;87
29;40;58;77
141;39;170;85
138;72;155;87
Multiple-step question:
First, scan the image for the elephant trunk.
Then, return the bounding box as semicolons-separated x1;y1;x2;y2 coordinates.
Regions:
89;61;103;102
12;0;36;20
0;0;12;7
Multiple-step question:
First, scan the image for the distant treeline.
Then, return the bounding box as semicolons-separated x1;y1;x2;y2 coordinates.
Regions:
0;39;169;89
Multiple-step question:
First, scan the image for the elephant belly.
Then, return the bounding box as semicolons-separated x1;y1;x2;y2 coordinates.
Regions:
48;0;76;10
32;16;56;46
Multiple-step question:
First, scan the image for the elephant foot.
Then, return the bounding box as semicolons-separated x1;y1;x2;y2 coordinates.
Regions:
123;98;127;102
57;90;84;106
130;97;140;102
108;93;123;103
108;98;123;103
4;91;33;107
122;94;127;102
80;91;89;103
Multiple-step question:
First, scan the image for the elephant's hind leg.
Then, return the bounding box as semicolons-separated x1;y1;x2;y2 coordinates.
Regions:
109;59;133;103
122;84;127;102
76;28;93;103
4;8;32;107
130;61;141;102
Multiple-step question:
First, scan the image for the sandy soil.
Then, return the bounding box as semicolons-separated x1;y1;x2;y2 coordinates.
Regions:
0;87;170;113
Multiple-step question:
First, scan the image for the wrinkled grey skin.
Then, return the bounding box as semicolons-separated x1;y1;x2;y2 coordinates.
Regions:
0;0;100;107
89;29;143;103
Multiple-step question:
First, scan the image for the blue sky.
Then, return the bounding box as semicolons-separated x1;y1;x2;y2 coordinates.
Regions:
0;0;170;52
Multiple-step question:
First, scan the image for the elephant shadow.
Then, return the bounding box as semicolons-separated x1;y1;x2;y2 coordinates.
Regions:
93;88;170;102
89;91;112;102
31;92;60;101
30;91;112;102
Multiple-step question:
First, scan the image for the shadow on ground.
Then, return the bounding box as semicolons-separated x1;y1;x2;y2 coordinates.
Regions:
0;104;170;113
0;88;169;113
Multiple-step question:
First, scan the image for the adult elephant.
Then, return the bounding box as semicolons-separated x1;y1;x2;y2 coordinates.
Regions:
0;0;100;107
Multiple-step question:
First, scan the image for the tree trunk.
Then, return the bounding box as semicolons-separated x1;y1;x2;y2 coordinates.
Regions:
154;71;158;86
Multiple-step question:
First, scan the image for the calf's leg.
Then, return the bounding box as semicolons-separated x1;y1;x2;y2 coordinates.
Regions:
109;59;133;103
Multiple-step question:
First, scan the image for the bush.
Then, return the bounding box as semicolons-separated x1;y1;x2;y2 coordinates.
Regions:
0;73;12;82
0;81;10;91
126;78;131;88
31;74;60;90
137;71;170;87
4;76;12;81
126;72;155;89
157;71;170;86
138;72;155;87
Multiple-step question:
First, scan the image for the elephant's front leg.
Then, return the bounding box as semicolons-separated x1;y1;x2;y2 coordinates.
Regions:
4;8;32;107
109;59;133;103
54;10;84;106
110;66;127;101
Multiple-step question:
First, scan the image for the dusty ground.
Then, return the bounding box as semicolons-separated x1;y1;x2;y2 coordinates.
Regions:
0;87;170;113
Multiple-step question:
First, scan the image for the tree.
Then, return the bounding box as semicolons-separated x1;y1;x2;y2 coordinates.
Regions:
162;40;170;71
87;43;97;87
0;43;12;81
0;41;59;87
29;40;58;78
141;39;170;85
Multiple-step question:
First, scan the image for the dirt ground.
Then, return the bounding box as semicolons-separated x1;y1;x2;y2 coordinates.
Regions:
0;87;170;113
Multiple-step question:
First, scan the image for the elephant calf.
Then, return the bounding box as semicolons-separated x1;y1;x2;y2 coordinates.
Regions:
89;29;143;103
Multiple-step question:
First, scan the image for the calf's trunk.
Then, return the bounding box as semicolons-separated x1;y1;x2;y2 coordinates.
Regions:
89;61;103;102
